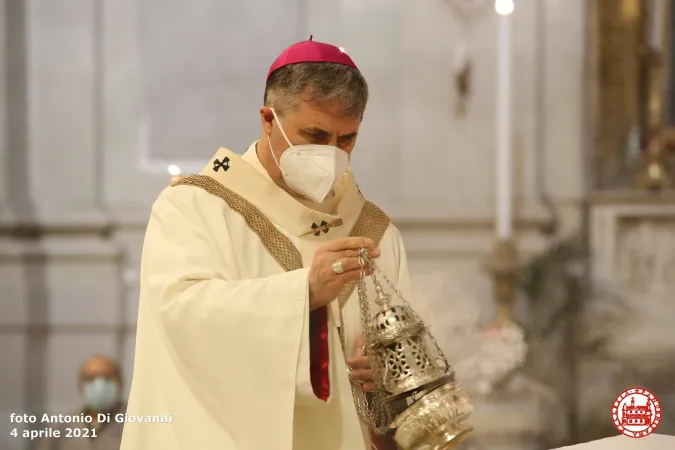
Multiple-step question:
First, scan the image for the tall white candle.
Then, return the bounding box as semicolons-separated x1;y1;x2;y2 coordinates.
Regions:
649;0;665;51
495;0;514;239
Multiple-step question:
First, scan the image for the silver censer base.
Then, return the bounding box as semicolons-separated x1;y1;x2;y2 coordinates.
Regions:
391;382;473;450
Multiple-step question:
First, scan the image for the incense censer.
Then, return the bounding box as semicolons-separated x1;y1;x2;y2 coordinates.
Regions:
349;249;473;449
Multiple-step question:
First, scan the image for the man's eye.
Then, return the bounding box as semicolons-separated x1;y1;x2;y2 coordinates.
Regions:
309;134;328;143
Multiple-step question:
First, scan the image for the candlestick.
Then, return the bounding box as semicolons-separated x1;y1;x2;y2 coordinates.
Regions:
485;0;519;326
168;164;183;184
495;0;513;239
635;0;672;190
485;239;519;325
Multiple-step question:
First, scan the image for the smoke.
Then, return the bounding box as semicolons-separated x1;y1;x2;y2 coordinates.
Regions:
408;270;528;395
408;271;482;367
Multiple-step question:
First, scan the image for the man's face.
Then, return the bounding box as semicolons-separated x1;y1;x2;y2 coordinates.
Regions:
262;91;362;164
78;356;121;392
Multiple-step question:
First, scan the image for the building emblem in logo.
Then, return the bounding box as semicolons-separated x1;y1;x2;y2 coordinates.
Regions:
612;388;661;438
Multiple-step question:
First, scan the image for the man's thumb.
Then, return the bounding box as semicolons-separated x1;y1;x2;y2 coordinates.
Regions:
354;333;366;355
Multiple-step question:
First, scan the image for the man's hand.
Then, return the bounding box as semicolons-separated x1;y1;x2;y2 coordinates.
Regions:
308;237;380;310
349;336;399;449
370;431;399;450
347;334;376;393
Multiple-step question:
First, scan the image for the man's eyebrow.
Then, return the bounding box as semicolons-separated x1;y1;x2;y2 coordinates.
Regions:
299;128;358;139
338;132;358;139
300;127;330;136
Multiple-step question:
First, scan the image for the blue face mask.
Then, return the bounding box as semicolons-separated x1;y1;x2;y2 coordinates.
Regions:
83;378;119;411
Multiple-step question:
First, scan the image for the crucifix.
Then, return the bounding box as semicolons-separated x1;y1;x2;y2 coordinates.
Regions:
446;0;492;117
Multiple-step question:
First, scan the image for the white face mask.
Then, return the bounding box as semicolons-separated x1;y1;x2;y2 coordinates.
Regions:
82;377;119;411
267;108;350;203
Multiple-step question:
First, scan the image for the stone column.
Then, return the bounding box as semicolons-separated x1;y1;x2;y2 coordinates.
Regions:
0;1;7;219
0;3;124;449
21;0;106;223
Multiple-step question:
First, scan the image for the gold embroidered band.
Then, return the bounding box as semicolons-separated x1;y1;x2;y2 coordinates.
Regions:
171;175;303;271
172;173;391;353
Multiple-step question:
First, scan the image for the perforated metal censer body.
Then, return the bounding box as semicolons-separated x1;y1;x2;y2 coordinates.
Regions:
347;249;474;449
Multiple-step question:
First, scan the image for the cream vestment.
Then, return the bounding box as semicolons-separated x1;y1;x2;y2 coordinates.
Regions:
121;145;412;450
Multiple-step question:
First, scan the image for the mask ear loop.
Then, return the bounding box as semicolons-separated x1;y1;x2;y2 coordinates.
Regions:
267;107;295;170
269;108;294;148
266;134;283;168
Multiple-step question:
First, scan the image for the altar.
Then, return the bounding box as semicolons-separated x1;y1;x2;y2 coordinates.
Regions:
551;434;675;450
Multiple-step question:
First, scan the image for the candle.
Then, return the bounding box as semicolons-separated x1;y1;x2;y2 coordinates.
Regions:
168;164;182;183
649;0;665;51
495;0;514;239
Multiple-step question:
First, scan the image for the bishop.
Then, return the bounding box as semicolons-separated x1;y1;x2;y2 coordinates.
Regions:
121;37;414;450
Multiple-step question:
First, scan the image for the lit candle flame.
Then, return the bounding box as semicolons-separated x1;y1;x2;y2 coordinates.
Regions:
168;164;182;184
495;0;514;15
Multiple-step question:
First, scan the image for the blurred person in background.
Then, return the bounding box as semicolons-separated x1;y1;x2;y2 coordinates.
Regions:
38;354;125;450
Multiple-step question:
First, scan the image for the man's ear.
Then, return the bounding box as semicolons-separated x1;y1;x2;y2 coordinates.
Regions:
259;106;274;136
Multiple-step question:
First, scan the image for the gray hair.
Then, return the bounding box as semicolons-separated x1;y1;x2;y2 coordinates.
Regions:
264;62;369;118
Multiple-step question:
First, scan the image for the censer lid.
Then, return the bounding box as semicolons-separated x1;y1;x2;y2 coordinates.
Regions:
370;304;424;345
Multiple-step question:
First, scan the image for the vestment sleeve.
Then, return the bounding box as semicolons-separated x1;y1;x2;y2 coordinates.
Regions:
140;187;310;430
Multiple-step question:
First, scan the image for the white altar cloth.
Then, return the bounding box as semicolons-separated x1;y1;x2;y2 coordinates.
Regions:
552;434;674;449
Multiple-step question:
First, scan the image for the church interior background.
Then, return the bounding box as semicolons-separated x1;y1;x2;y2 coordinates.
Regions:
1;0;675;449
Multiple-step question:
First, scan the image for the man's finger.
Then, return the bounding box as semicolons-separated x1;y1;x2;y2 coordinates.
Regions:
354;333;366;354
362;382;377;393
336;247;381;260
342;268;371;282
364;247;380;259
333;257;367;273
347;356;370;370
348;369;373;382
335;249;358;260
324;237;374;252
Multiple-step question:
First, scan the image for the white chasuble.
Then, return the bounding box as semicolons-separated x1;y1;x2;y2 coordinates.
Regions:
121;145;413;450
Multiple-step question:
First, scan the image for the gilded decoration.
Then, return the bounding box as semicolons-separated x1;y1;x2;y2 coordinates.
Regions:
592;0;675;189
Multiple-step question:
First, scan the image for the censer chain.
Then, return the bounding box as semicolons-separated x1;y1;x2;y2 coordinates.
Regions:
338;251;393;433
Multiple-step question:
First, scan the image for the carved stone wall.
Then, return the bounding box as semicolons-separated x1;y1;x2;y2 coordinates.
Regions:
580;194;675;441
